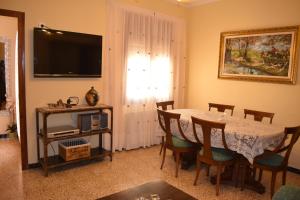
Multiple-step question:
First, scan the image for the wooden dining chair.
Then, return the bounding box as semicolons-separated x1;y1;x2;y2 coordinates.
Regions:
253;126;300;198
156;100;174;111
191;116;235;196
244;109;275;184
157;109;199;177
244;109;274;124
208;103;235;116
156;100;174;155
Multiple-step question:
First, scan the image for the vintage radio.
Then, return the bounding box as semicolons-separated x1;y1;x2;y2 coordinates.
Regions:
77;112;108;132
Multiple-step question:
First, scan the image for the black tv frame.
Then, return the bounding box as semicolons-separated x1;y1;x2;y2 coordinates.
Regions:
33;27;102;78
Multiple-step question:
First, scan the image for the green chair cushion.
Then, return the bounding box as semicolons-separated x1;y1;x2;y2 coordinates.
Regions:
211;147;234;162
256;153;284;167
273;185;300;200
172;136;193;148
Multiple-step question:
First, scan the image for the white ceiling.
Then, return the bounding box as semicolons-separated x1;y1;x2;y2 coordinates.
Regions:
166;0;220;7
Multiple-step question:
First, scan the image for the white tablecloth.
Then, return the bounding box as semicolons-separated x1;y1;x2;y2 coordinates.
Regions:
168;109;284;164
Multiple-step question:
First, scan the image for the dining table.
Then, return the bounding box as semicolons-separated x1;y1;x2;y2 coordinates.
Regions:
167;109;285;193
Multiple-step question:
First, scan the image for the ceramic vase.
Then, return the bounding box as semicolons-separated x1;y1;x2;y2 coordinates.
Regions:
85;87;99;106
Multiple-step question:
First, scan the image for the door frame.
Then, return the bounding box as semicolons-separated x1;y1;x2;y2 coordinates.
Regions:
0;9;28;169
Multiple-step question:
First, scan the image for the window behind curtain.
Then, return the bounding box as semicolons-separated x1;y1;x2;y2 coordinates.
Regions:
124;12;174;104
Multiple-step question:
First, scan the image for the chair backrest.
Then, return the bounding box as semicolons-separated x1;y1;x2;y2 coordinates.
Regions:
157;109;193;147
273;126;300;166
244;109;274;124
208;103;235;116
156;100;174;111
191;116;227;161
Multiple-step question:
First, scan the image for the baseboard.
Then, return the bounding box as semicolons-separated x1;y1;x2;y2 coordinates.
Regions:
27;160;300;175
287;166;300;175
28;162;41;169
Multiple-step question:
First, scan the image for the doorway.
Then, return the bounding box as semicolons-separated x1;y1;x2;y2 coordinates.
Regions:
0;9;27;169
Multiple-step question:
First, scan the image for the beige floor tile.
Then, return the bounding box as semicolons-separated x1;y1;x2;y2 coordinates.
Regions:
1;139;300;200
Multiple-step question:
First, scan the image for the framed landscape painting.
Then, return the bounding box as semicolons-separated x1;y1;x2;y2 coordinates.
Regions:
218;26;299;84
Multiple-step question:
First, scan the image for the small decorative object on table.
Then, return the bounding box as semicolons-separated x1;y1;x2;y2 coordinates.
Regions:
67;96;79;106
48;99;67;109
85;86;99;106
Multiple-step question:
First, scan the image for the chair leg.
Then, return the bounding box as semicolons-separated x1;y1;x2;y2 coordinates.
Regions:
159;136;164;155
160;146;166;170
206;164;210;177
282;169;287;185
253;167;257;180
175;152;180;178
258;168;263;182
216;166;222;196
271;171;277;198
194;157;201;186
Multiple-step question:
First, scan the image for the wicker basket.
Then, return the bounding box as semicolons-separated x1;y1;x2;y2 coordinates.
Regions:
59;138;91;161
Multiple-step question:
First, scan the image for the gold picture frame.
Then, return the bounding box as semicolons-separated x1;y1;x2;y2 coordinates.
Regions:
218;26;299;84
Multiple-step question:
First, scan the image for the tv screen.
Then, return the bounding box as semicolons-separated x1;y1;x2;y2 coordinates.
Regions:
34;27;102;77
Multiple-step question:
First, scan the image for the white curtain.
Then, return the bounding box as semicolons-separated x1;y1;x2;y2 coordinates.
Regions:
104;1;186;151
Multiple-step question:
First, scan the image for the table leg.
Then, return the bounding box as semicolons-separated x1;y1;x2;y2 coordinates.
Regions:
210;157;265;194
181;151;197;169
180;150;266;194
210;165;235;184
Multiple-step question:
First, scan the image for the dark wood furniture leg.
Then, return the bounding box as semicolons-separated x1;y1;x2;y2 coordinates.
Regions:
210;156;266;194
271;172;277;197
181;151;197;169
282;168;287;185
36;111;40;167
43;113;49;177
110;107;113;161
181;151;266;194
99;124;103;151
159;136;164;155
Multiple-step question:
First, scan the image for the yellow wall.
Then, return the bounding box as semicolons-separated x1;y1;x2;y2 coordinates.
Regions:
2;0;300;168
0;0;187;164
187;0;300;168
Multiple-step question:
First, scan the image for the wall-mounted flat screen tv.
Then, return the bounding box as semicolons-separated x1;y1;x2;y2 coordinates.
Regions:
34;27;102;77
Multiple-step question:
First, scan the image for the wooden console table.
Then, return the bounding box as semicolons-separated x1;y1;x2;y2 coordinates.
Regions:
36;104;113;176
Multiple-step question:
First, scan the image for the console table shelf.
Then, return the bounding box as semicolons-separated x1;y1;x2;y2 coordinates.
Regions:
39;148;110;169
36;104;113;176
37;128;112;143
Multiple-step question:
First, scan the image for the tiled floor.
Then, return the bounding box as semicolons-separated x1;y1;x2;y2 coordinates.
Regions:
1;139;300;200
0;138;24;200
